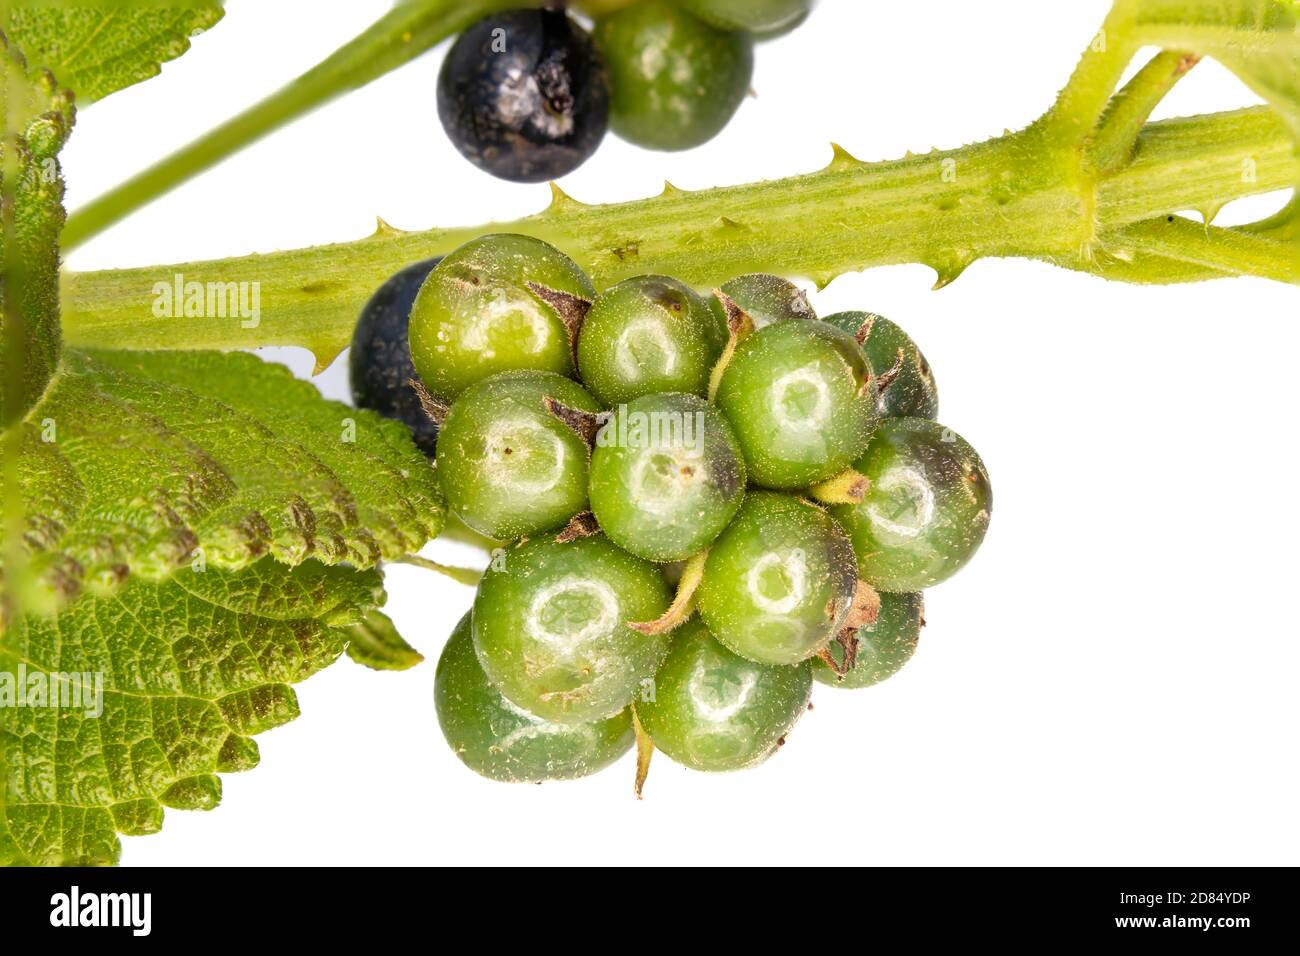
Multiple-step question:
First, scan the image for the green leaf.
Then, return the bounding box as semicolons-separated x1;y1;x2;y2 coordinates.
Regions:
11;348;443;615
345;609;424;672
0;557;382;866
1;31;74;427
3;3;224;105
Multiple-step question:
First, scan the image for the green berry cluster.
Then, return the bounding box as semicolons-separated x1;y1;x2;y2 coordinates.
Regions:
399;232;990;788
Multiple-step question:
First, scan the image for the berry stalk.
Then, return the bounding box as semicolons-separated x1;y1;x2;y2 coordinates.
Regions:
59;0;541;251
59;106;1298;372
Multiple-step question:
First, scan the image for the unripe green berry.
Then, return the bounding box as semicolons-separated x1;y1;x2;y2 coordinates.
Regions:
435;613;634;782
715;320;879;489
698;491;858;665
577;275;726;407
832;418;992;592
637;618;812;772
589;393;745;561
435;371;600;539
473;534;673;723
595;2;754;151
409;234;594;401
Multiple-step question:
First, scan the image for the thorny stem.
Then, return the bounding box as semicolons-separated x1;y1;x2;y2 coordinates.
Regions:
58;107;1298;371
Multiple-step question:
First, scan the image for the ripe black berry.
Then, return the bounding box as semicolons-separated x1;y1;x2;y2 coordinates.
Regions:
349;257;442;457
437;9;610;183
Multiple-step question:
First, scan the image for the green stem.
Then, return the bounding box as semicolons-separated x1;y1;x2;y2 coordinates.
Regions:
390;554;484;588
57;107;1298;371
60;0;535;251
1092;108;1293;225
1089;215;1300;284
435;513;502;553
1040;1;1141;150
1091;50;1200;173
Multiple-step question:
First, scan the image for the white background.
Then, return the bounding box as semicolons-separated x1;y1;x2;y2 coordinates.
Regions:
63;1;1300;866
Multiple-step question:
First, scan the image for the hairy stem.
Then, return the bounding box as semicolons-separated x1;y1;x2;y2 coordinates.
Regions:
1092;108;1292;224
390;554;484;588
1091;50;1201;172
1099;216;1300;283
60;0;536;251
57;106;1297;371
1041;2;1143;152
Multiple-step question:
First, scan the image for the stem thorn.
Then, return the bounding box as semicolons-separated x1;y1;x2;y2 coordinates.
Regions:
828;142;861;170
546;181;584;213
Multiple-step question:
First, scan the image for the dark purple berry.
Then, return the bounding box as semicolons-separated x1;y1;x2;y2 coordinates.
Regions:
349;258;442;458
437;9;609;183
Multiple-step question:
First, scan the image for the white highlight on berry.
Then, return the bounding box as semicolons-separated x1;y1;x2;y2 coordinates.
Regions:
526;576;621;652
687;661;758;723
746;551;808;615
452;289;552;360
616;317;678;377
627;450;705;517
866;465;935;540
770;365;830;428
482;418;567;494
